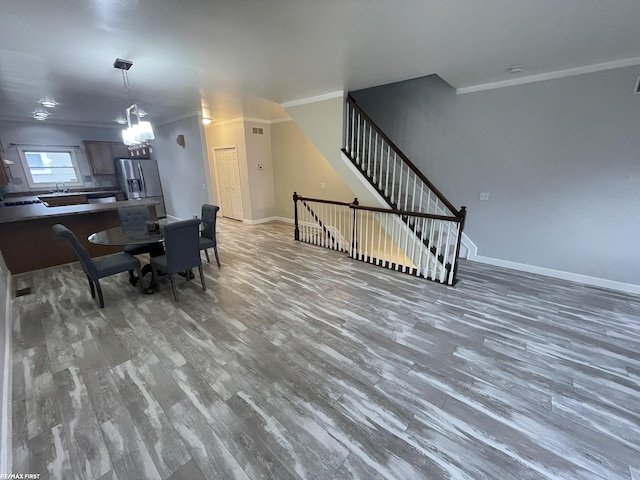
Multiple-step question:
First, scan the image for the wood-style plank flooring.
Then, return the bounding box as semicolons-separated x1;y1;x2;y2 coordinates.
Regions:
11;219;640;479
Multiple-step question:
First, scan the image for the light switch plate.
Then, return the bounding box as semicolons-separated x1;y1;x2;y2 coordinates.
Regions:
479;192;490;201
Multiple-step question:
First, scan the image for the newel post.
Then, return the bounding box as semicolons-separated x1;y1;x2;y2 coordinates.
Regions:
293;192;300;241
451;205;467;285
458;206;467;231
350;198;359;257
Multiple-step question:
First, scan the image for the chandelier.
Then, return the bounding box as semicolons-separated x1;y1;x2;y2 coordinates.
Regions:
113;58;155;153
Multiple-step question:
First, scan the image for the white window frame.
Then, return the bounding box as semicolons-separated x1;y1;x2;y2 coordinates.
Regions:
17;146;84;189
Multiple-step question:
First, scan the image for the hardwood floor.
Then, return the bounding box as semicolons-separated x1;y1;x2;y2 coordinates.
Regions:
10;219;640;479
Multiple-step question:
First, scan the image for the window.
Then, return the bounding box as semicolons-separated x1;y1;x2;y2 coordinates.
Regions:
17;146;83;189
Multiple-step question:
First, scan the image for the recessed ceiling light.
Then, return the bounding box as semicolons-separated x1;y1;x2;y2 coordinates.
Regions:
115;118;127;125
202;117;212;126
508;65;524;74
32;111;49;120
40;100;57;108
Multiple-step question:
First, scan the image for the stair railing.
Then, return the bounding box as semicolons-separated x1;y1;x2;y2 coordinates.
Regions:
293;193;465;285
343;95;463;219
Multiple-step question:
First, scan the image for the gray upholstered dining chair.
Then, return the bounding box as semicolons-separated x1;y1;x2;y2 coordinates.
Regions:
199;204;221;267
150;218;206;301
52;224;143;308
118;205;154;255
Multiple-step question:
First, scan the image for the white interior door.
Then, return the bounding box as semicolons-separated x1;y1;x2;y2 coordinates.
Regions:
214;147;243;221
227;149;244;220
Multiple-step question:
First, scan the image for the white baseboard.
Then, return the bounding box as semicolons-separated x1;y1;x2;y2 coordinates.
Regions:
467;253;640;296
267;211;640;295
460;233;477;259
456;229;639;295
242;216;294;225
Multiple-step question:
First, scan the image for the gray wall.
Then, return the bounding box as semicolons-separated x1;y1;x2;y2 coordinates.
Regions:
0;120;121;195
352;67;640;285
152;115;210;219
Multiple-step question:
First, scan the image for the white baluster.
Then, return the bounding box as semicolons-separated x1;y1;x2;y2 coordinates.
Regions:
363;210;369;262
416;217;426;277
390;153;397;202
442;221;453;284
384;145;391;196
411;174;417;213
372;132;378;183
436;220;444;282
350;107;356;155
366;125;372;177
383;213;389;268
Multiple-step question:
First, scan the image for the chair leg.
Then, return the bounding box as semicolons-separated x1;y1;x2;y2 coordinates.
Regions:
204;249;210;263
198;265;206;291
214;247;221;268
151;265;160;292
95;280;105;308
169;273;179;301
87;276;96;299
136;266;144;294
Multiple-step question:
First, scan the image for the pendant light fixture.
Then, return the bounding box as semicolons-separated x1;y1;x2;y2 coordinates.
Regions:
113;58;155;155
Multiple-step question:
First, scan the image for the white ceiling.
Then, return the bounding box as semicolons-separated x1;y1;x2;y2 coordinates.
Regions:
1;0;639;127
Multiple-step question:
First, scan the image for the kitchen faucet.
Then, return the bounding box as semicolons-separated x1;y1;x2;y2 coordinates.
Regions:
55;182;68;193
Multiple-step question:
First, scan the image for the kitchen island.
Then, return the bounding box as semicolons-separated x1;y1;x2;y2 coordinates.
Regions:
0;199;158;274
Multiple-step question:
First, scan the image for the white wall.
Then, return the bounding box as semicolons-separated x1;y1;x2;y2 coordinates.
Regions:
352;67;640;286
204;120;251;221
243;121;276;220
152;115;210;219
271;119;354;218
0;120;121;194
204;119;279;223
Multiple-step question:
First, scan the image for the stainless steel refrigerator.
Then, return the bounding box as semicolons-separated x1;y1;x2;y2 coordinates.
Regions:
115;158;166;218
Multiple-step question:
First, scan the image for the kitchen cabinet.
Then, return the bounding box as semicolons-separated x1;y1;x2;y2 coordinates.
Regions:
84;141;132;175
111;142;131;160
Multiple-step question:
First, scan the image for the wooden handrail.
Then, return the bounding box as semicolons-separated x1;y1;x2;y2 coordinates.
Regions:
346;95;461;217
294;192;463;285
294;195;461;223
352;204;461;223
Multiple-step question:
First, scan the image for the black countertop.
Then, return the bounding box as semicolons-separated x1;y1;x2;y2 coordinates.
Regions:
0;198;159;225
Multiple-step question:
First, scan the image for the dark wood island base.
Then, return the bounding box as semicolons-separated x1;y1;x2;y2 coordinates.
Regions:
0;200;158;274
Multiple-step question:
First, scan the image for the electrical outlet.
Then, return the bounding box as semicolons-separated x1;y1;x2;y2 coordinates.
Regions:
320;182;326;189
479;192;490;201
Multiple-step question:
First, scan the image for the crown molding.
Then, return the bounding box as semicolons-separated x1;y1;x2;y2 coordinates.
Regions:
0;116;120;129
281;90;344;108
210;116;290;126
456;57;640;95
155;111;201;127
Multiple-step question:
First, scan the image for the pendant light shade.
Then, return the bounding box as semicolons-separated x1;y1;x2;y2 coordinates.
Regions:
122;127;137;146
135;121;155;141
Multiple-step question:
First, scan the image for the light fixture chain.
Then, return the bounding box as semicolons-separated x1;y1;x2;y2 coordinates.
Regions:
121;68;133;106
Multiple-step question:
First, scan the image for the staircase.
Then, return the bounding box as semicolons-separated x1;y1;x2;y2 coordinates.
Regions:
341;95;466;284
290;94;466;286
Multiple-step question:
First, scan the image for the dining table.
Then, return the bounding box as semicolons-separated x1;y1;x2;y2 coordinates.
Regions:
88;220;167;251
88;219;195;293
